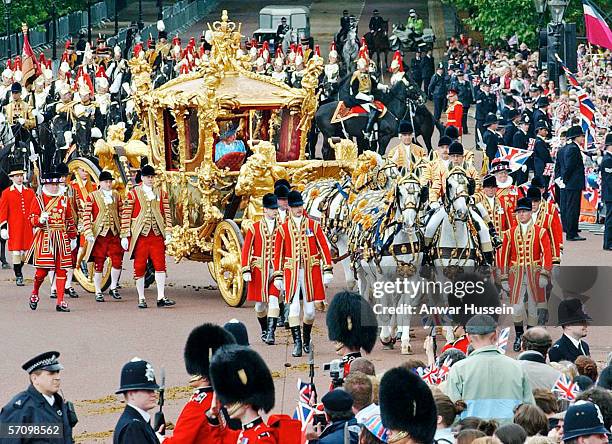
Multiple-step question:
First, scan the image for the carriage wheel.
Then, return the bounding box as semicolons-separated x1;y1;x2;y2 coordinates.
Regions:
212;220;247;307
207;262;218;283
68;158;112;294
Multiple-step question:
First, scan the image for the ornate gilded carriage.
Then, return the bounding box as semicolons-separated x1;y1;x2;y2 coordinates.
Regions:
70;11;355;306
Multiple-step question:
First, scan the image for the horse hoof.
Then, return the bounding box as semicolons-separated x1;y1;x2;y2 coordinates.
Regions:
401;344;413;355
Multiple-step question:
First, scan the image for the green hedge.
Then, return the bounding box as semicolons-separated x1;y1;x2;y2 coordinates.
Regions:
0;0;85;34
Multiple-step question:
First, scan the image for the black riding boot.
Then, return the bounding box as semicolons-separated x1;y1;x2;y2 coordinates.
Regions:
257;316;268;342
14;263;24;286
363;108;380;139
291;326;303;357
303;323;313;354
264;317;278;345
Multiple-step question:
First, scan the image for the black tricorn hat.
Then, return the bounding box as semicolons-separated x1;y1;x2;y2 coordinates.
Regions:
482;174;497;188
288;190;304;207
448;141;464;156
444;125;460;140
116;358;160;394
184;323;236;380
263;193;279;209
398;120;413;135
22;351;63;374
210;345;275;412
141;164;157;176
326;291;378;353
379;366;437;443
274;184;290;199
558;298;592;326
99;171;114;182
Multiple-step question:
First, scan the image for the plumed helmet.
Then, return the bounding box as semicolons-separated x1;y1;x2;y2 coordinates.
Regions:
210;345;275;412
326;291;378;353
379;367;437;443
184;323;236;380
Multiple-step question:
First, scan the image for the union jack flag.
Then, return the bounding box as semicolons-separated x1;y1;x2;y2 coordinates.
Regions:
527;138;536;151
497;327;511;354
495;146;533;172
543;163;555;177
292;402;316;431
552;374;579;401
437;356;454;382
297;379;316;405
417;365;439;385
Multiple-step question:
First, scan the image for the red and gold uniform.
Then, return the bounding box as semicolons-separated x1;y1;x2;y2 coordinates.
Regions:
445;100;463;136
0;184;35;257
500;222;552;325
28;189;78;309
82;188;123;272
441;335;470;355
209;417;275;444
273;216;332;304
533;200;563;264
121;184;171;278
496;179;519;228
242;218;280;303
163;386;215;443
474;191;509;235
430;162;479;204
71;177;96;225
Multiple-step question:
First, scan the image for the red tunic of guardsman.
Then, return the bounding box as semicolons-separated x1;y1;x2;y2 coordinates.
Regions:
120;165;175;309
491;159;519;228
500;198;552;332
241;193;281;345
27;168;78;312
445;89;463;136
82;171;124;301
273;191;333;358
0;164;35;286
527;187;564;264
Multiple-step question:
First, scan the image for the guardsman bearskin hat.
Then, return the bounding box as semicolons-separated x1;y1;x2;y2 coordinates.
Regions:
184;323;236;381
326;291;378;353
379;366;437;443
210;345;275;412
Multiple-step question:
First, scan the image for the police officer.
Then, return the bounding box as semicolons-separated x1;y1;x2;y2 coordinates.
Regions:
532;121;553;185
427;63;447;123
113;358;162;444
474;80;496;143
368;10;385;33
559;125;586;241
601;133;612;251
0;351;76;443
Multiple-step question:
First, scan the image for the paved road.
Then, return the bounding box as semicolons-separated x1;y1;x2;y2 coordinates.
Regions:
2;1;612;443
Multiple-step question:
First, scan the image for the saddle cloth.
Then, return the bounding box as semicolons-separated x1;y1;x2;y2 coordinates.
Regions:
331;100;387;124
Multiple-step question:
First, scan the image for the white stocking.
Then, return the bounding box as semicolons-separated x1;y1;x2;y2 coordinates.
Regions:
65;268;74;289
155;272;166;300
110;267;121;290
136;277;145;301
93;272;103;294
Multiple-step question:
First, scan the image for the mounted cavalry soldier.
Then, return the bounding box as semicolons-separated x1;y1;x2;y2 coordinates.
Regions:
0;351;76;442
47;84;76;165
389;50;405;86
5;82;36;164
82;171;124;302
162;323;236;442
500;197;552;351
241;194;282;345
0;164;35;286
386;121;427;172
273;190;333;358
27;165;78;312
121;165;175;309
74;74;100;157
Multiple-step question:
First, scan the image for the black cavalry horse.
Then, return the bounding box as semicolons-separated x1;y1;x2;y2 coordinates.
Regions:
315;74;435;158
364;21;391;75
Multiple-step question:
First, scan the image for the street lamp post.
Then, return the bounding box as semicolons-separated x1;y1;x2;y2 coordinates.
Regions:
157;0;163;21
3;0;11;60
51;0;57;61
87;0;92;43
548;0;569;93
114;0;119;36
533;0;547;72
138;0;143;31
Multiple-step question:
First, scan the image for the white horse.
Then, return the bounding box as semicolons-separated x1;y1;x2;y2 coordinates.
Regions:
348;174;427;354
423;167;494;340
342;27;359;73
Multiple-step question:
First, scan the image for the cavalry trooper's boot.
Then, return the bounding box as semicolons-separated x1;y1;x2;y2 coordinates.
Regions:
257;315;268;342
363;108;380;140
302;323;313;354
264;317;278;345
291;326;303;357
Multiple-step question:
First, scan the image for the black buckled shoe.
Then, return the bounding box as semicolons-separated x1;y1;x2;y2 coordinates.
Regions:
138;300;148;309
29;295;39;311
95;293;105;302
157;297;176;307
16;276;24;286
67;287;79;298
56;303;71;312
50;290;57;299
109;289;122;300
2;262;10;270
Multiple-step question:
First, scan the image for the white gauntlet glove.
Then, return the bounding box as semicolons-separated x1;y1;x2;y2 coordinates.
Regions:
0;229;8;240
164;234;172;245
70;238;77;250
323;272;333;285
121;238;129;251
274;278;283;291
243;272;252;282
501;281;510;292
538;275;548;288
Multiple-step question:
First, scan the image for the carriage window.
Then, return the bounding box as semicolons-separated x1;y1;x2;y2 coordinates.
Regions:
184;109;199;160
163;109;180;171
260;14;272;29
292;14;306;29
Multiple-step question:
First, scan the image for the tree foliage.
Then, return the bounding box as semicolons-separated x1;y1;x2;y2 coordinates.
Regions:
442;0;612;47
0;0;85;34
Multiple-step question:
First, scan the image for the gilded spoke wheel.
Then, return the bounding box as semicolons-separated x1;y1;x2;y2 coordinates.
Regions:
212;220;247;307
68;158;112;293
207;262;217;283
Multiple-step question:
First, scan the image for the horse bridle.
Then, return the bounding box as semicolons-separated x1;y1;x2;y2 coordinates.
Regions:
383;78;422;123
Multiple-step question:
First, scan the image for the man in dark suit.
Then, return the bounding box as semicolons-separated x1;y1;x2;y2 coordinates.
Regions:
421;49;435;93
474;81;497;143
410;51;423;90
601;133;612;251
114;358;162;444
451;71;473;135
0;351;76;443
560;125;587;241
482;113;503;166
533;96;553;130
503;109;521;146
549;299;591;363
533;121;553;185
427;63;447;123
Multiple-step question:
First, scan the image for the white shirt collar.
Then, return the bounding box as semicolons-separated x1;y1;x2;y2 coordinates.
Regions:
520;221;531;234
13;183;23;192
486;195;495;206
291;215;303;225
564;333;582;349
42;393;55;406
128;403;151;423
264;217;275;232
